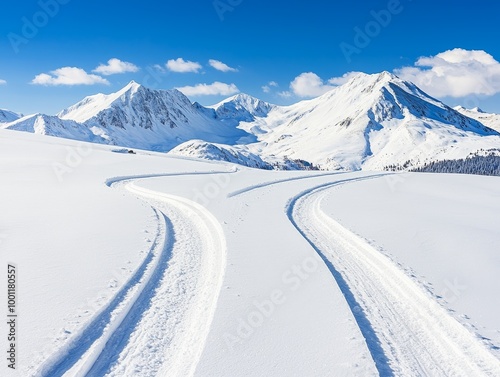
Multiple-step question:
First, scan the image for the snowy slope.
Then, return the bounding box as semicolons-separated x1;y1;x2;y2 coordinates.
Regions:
1;113;104;142
169;140;319;170
0;109;21;123
322;173;500;351
58;81;253;151
169;140;273;169
292;176;500;375
454;106;500;133
1;130;500;376
242;72;500;171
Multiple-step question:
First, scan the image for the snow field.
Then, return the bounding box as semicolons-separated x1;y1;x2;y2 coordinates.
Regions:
292;182;500;376
1;131;499;376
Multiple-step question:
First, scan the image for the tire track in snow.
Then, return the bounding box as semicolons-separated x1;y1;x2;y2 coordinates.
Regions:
35;207;168;377
101;183;226;377
290;181;500;376
36;173;226;377
229;172;390;374
227;171;346;197
104;168;238;188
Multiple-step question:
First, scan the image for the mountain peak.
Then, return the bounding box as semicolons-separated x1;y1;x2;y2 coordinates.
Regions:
211;93;276;121
379;70;398;80
344;71;399;86
118;80;143;95
216;93;268;105
327;71;405;100
58;81;149;122
232;93;260;101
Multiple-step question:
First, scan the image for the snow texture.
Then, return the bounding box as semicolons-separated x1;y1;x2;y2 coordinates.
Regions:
1;131;499;376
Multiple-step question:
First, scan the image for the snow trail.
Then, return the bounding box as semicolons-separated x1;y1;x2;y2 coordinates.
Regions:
36;175;226;377
109;183;226;377
35;208;167;377
290;182;500;376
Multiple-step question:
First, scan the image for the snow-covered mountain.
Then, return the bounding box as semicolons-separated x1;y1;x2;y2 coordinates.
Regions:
169;140;273;169
169;140;318;170
1;113;103;142
2;74;500;171
0;109;22;123
58;81;253;151
241;72;500;170
454;106;500;133
210;93;276;122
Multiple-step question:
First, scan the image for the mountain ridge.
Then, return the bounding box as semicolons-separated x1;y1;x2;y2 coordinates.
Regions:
238;71;499;170
454;106;500;133
2;73;500;171
0;109;22;123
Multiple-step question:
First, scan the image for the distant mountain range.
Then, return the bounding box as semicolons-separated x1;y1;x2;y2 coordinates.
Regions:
2;72;500;171
0;109;22;123
454;106;500;133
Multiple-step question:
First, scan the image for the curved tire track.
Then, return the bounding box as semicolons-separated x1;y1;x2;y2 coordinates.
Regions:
289;181;500;376
36;174;226;377
36;207;168;377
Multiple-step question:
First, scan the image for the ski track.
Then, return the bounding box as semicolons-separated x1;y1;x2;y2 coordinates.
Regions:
35;173;226;377
32;168;500;376
227;171;347;197
104;168;238;188
35;208;166;377
289;180;500;377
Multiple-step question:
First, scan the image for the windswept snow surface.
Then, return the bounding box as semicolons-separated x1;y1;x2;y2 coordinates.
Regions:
321;173;500;350
1;130;500;376
291;179;500;376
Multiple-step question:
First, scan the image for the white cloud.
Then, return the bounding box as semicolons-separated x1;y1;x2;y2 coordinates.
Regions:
290;72;334;97
262;81;279;93
0;79;6;85
394;48;500;98
328;71;364;86
166;58;202;73
93;58;139;75
176;82;239;96
31;67;109;86
209;59;238;72
278;91;292;98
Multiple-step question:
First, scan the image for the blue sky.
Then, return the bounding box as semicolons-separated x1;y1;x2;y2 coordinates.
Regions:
1;0;500;115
